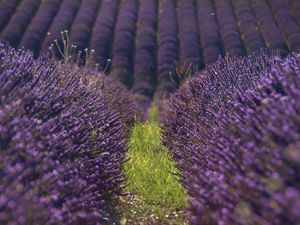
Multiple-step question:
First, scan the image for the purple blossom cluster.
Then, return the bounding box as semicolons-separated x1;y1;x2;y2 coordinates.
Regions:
177;0;202;72
214;0;245;57
0;0;20;33
40;0;81;57
268;0;300;51
90;0;118;72
161;51;300;225
0;45;137;224
132;0;158;99
92;74;141;134
0;0;41;48
162;51;277;166
196;0;222;64
251;0;288;54
232;0;265;53
110;0;138;86
19;0;62;57
187;54;300;225
69;0;100;54
155;0;179;99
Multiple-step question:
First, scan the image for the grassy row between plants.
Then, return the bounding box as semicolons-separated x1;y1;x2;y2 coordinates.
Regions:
120;117;188;224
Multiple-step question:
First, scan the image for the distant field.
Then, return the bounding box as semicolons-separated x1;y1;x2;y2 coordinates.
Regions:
0;0;299;100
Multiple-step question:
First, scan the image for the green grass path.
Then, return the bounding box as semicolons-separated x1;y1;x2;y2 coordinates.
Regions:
120;121;187;224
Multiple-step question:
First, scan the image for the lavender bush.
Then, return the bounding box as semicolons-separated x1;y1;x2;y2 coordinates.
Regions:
75;65;140;133
162;50;277;166
186;53;300;225
161;51;300;225
0;45;137;224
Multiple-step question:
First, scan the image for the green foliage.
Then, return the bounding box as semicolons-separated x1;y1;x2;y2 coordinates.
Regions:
147;104;160;122
121;121;187;223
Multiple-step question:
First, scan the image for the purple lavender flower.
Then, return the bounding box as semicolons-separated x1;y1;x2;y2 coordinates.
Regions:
0;44;137;224
161;51;300;225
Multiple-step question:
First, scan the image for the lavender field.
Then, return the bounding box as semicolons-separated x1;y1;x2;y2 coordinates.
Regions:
0;0;300;224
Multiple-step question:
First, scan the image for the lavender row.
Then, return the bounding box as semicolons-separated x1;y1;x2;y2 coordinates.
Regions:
286;0;300;25
196;0;223;64
232;0;265;53
0;45;137;224
0;0;41;48
90;0;119;71
162;50;276;172
41;0;81;57
214;0;245;57
186;55;300;225
132;0;158;99
0;0;20;33
251;0;288;54
177;0;202;71
155;0;179;99
110;0;138;86
268;0;300;51
161;52;300;224
69;0;100;55
19;0;62;57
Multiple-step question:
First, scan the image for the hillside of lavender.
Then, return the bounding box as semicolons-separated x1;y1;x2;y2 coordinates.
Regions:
0;0;300;224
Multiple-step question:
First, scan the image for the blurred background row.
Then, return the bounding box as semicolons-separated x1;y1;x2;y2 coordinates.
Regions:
0;0;299;100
